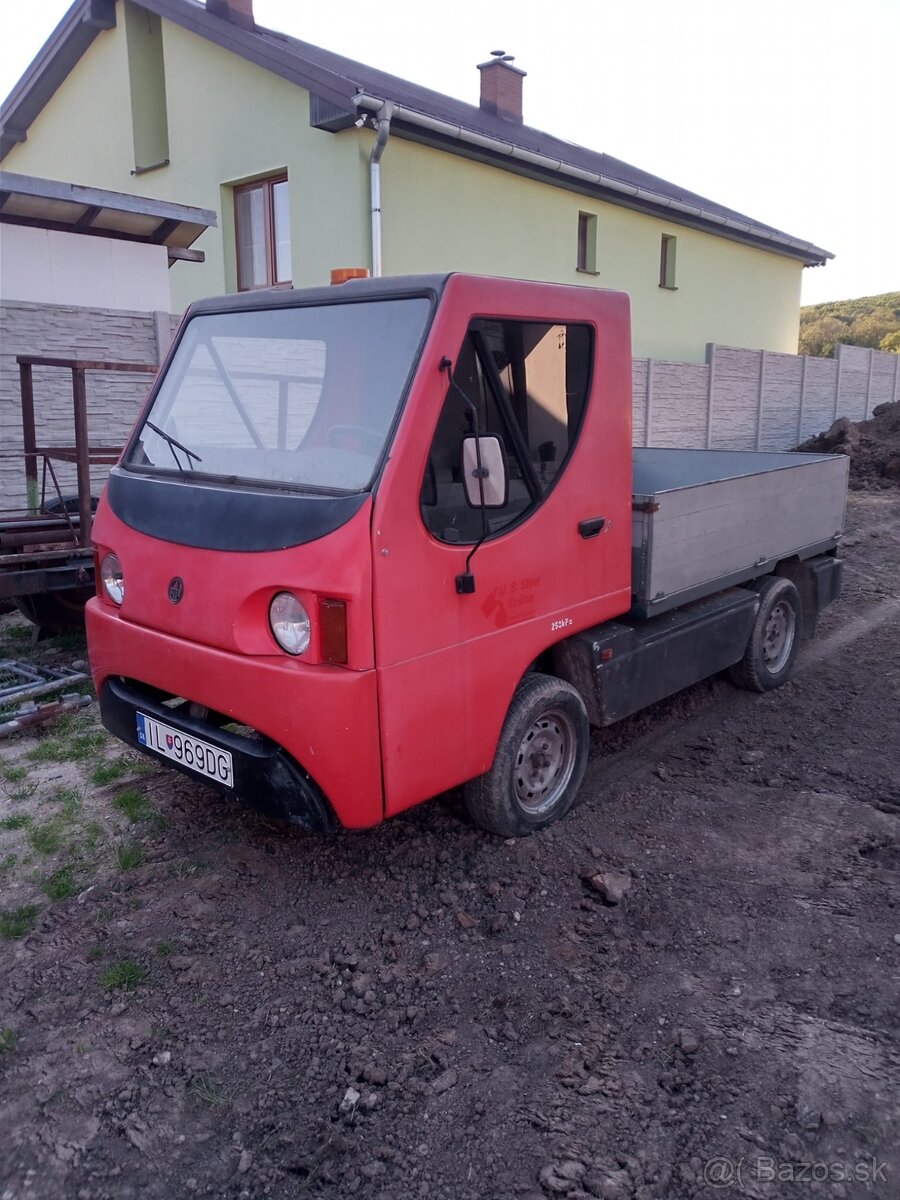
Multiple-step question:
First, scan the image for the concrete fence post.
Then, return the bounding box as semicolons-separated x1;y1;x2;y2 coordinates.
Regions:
797;355;808;445
834;345;844;422
153;310;173;365
705;343;716;448
645;358;655;447
865;347;875;419
755;350;767;451
893;352;899;405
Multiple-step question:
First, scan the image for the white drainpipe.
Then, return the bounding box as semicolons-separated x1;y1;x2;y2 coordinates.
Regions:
368;101;394;277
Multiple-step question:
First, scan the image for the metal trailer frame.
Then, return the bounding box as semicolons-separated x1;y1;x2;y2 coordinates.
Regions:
0;356;156;602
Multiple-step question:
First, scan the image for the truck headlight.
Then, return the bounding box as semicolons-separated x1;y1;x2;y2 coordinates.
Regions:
100;554;125;605
269;592;310;655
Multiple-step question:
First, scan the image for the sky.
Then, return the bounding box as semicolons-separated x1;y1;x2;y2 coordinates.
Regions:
1;0;897;307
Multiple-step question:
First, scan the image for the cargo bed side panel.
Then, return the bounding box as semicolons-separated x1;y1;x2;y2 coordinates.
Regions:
631;450;848;616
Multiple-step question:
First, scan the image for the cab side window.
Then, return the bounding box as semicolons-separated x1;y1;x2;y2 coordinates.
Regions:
420;320;592;544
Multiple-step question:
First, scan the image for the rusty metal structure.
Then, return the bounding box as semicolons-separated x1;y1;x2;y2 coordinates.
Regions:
1;355;156;624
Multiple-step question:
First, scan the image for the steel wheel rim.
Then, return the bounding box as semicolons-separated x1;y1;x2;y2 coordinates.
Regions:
763;600;796;673
513;708;578;816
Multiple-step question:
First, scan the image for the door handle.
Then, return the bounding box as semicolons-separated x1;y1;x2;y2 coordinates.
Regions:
579;517;606;539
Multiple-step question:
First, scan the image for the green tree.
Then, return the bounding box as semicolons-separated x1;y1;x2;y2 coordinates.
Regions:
845;308;898;349
799;316;849;358
881;330;900;353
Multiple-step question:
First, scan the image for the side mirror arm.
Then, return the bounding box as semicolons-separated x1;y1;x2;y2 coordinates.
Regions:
439;356;488;595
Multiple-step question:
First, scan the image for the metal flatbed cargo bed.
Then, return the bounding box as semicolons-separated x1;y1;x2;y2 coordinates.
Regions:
631;448;849;617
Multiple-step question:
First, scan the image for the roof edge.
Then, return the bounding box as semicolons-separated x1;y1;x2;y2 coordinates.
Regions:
353;91;833;267
0;0;114;160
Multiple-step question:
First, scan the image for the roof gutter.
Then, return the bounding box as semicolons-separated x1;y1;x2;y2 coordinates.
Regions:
353;91;832;266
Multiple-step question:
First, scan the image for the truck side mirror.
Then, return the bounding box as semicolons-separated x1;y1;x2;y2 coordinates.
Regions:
461;436;508;509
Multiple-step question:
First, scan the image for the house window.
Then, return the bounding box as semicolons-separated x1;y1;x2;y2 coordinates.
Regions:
659;234;677;289
234;175;291;290
420;319;593;544
577;213;598;274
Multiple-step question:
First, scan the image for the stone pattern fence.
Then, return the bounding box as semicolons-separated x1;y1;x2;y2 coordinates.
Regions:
632;342;899;451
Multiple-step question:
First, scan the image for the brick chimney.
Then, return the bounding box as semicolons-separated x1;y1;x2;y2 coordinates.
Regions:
477;51;526;123
206;0;255;30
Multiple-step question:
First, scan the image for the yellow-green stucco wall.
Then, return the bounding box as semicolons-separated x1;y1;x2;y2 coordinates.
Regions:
4;8;803;361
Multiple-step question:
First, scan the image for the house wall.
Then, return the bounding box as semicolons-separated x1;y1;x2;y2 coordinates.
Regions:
0;225;170;311
3;6;804;362
379;138;804;362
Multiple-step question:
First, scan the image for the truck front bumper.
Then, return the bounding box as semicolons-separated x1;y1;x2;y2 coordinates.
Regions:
99;677;337;830
87;599;384;829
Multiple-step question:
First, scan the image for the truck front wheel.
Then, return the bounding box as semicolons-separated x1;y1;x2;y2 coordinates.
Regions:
729;576;802;693
464;673;590;837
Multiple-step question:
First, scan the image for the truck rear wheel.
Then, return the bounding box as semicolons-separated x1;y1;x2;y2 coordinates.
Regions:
14;587;94;632
464;673;589;837
729;576;801;693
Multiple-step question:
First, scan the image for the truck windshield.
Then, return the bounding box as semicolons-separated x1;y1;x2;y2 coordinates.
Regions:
128;297;431;492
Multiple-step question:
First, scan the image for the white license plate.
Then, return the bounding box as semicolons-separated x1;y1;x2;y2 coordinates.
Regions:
136;713;233;786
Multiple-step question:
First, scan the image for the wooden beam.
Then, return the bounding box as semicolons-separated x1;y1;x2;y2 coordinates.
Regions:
167;246;205;264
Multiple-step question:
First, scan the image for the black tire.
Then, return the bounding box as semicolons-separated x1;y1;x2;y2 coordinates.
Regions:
464;673;590;837
729;576;802;693
14;587;93;632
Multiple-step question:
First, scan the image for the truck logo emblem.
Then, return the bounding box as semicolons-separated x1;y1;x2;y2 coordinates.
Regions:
168;577;184;604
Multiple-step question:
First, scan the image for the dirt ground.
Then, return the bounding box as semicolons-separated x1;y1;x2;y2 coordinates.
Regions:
1;490;898;1200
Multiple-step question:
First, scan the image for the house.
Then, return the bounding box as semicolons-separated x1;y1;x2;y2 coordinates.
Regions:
0;0;832;362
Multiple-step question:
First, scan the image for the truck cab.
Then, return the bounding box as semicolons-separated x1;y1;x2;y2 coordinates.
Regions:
87;274;844;836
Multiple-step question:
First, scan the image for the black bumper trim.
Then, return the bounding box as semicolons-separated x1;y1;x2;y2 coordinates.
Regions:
99;678;338;831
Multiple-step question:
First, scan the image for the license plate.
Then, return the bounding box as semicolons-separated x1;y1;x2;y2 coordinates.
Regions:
136;713;233;787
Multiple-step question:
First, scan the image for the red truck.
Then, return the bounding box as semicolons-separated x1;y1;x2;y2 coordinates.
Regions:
87;274;848;836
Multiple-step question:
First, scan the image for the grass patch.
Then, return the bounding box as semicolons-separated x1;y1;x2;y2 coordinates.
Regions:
0;813;31;831
190;1073;231;1108
0;763;28;784
172;859;202;880
87;943;107;961
4;782;37;802
50;787;82;817
99;959;146;992
156;940;174;957
91;756;136;787
0;1028;17;1054
0;904;39;939
113;789;151;823
42;864;78;901
1;853;18;871
27;819;64;856
116;841;144;871
25;729;106;767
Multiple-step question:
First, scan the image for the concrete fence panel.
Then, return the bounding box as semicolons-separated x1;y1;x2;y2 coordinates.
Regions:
759;351;804;451
709;347;762;451
648;360;709;448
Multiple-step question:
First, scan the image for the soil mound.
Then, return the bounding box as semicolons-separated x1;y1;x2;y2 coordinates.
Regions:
799;400;900;489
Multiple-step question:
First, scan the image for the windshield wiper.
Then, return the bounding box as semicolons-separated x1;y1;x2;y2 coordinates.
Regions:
145;421;203;473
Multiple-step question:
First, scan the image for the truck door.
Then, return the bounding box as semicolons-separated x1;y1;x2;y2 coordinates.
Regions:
372;277;633;817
